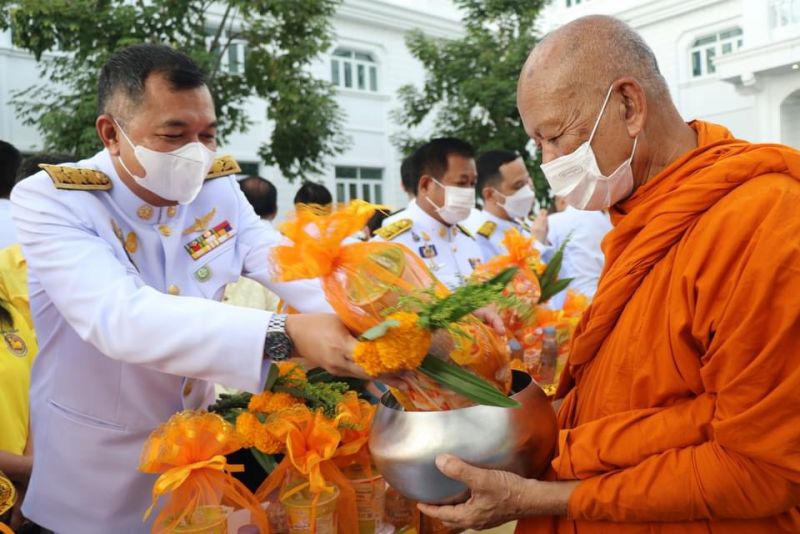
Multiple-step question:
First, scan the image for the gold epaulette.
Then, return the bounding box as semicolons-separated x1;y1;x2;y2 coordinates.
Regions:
456;224;474;238
476;220;496;238
205;155;241;180
374;218;412;241
40;164;112;191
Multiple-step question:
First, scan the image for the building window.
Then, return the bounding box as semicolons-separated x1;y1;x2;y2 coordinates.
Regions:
208;27;246;75
770;0;800;28
331;48;378;92
335;166;384;203
238;162;260;176
690;28;743;77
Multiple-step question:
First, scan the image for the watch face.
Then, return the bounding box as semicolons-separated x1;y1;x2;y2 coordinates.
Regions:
265;331;291;361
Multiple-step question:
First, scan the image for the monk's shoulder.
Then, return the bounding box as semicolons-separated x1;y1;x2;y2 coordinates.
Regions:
704;173;800;226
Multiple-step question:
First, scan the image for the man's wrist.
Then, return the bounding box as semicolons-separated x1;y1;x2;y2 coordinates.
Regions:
263;313;294;361
518;479;579;518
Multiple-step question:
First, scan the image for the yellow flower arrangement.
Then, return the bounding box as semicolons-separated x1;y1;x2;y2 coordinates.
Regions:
276;361;306;381
353;311;431;376
248;390;303;413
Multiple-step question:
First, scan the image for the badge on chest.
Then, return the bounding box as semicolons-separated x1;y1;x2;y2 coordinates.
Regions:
418;244;438;259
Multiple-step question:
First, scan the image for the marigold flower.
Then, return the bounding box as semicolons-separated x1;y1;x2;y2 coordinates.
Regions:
248;391;302;414
353;340;383;377
276;361;306;381
235;411;259;448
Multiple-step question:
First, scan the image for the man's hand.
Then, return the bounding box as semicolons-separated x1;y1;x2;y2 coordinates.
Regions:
416;454;579;530
531;208;549;244
285;313;368;379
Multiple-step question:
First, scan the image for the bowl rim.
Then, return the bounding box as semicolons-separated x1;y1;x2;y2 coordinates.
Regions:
377;369;537;414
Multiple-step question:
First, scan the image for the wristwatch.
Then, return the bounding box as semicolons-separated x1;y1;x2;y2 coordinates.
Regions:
263;313;294;362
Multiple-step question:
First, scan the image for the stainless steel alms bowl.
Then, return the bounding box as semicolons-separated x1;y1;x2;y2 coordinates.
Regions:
369;370;558;505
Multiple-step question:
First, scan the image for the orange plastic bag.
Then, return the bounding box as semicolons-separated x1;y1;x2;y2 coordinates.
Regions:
272;201;511;410
139;411;269;533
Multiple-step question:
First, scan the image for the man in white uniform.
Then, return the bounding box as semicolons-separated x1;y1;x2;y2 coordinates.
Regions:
374;138;484;289
467;150;548;261
546;196;612;308
11;44;366;533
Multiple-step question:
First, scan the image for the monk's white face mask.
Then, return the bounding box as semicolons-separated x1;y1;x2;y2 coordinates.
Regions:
540;85;638;210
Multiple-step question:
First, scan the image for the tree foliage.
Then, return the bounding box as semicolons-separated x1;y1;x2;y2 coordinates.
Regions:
393;0;551;203
0;0;347;181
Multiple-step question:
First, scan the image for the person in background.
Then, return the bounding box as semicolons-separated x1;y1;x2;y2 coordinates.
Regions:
294;181;333;213
546;195;612;308
382;150;420;227
0;141;22;248
0;244;38;532
373;137;484;289
468;149;547;261
16;153;75;183
222;176;283;312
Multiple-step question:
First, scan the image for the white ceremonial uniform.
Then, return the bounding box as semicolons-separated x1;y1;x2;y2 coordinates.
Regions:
11;149;331;534
466;209;554;263
546;205;612;309
372;200;483;289
380;198;415;228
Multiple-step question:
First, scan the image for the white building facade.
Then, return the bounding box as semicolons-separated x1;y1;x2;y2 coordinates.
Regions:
0;0;463;217
541;0;800;148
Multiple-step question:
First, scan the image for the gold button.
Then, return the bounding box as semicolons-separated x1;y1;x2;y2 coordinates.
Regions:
125;232;138;254
182;380;193;397
438;227;447;238
167;205;178;218
137;205;154;221
158;225;172;237
167;284;180;296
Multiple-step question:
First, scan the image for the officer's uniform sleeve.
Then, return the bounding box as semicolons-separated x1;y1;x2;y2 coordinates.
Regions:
230;181;333;313
11;176;270;393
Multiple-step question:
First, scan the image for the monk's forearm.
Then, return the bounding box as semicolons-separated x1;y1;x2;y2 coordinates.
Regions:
517;479;581;517
566;441;796;522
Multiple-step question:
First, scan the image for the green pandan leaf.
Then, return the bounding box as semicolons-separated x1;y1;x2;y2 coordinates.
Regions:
360;319;400;340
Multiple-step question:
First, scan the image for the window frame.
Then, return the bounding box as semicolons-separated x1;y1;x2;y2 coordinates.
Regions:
334;166;385;204
330;47;379;93
689;27;743;78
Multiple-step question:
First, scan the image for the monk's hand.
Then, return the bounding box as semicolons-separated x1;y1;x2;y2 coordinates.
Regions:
417;454;579;530
472;305;505;335
531;208;549;244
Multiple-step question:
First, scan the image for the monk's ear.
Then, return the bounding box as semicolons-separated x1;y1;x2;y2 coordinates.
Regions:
617;78;646;139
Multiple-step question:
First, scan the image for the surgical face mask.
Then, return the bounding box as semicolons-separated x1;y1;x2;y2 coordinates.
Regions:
115;120;215;205
495;184;536;219
540;85;638;210
425;178;475;225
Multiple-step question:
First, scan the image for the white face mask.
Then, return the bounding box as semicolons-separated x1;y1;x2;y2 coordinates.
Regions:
540;85;638;210
495;184;536;220
425;178;475;225
115;120;216;205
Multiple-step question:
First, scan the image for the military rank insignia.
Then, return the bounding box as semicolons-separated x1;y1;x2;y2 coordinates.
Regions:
419;244;438;258
185;220;235;260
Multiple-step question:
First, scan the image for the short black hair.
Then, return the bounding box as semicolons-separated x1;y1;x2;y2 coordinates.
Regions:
294;181;332;206
413;137;475;194
16;153;74;184
238;176;277;219
476;150;520;200
400;150;420;195
97;43;207;117
0;141;21;198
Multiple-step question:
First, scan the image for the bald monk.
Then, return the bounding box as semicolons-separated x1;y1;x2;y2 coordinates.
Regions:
418;15;800;533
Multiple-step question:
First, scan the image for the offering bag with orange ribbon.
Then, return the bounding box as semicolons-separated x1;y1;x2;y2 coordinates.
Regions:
271;201;512;411
254;402;363;534
139;410;269;533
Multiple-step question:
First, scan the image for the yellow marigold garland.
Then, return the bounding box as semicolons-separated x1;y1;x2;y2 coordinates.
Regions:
353;311;431;376
248;391;302;413
276;361;307;381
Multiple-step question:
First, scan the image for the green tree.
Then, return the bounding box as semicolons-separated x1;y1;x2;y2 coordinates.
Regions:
393;0;551;204
0;0;347;182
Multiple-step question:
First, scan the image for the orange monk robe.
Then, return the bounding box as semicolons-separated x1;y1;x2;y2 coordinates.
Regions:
518;121;800;534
